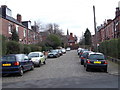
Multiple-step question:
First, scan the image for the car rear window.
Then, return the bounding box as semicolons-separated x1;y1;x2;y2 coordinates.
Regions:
28;53;39;58
16;54;25;61
1;55;16;61
88;54;105;60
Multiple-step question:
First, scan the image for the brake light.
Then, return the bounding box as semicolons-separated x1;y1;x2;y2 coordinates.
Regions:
14;62;20;66
104;60;108;64
81;57;85;59
86;60;90;63
80;53;82;55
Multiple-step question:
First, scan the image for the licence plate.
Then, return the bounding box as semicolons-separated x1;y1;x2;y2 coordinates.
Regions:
2;64;11;66
94;61;101;64
50;55;53;57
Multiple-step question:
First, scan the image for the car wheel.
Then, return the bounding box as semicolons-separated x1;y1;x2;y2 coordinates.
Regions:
31;64;34;70
19;67;23;76
55;55;58;58
38;61;41;67
86;66;89;71
43;61;46;64
81;61;84;65
84;64;86;67
104;68;107;72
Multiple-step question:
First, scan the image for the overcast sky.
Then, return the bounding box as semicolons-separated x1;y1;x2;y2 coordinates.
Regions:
0;0;120;40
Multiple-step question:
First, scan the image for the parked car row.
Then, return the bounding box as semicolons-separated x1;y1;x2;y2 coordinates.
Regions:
77;48;108;72
1;51;46;76
1;47;70;76
47;48;67;58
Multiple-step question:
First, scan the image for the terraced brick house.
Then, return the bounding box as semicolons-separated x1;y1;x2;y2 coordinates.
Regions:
0;5;42;44
92;6;120;48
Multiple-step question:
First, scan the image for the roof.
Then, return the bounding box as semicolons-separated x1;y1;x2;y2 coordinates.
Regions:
29;52;43;54
3;54;25;56
5;15;26;28
88;52;104;55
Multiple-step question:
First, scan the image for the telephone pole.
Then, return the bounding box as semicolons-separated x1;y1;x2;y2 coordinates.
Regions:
93;5;98;52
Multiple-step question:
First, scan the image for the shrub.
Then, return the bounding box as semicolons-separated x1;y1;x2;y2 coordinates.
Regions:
23;44;31;54
29;44;42;52
6;41;20;54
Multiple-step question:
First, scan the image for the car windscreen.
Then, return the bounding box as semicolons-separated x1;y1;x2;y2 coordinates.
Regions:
88;54;105;60
28;53;39;58
81;53;88;57
51;50;57;53
1;55;16;61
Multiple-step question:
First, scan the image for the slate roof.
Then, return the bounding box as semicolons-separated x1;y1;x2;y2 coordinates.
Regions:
5;15;26;28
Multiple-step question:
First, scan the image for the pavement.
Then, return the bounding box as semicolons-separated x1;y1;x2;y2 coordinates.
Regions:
107;60;119;75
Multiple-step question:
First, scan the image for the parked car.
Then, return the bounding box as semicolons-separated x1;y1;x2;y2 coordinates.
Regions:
77;48;82;53
58;49;63;56
48;50;60;58
28;52;46;67
84;52;107;72
80;51;92;65
61;48;66;54
66;47;71;51
1;54;34;76
78;49;88;56
77;48;84;55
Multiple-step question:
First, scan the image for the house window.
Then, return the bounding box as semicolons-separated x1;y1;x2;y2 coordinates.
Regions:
34;33;36;40
115;21;118;32
28;30;30;37
8;24;12;34
24;29;26;37
16;25;19;34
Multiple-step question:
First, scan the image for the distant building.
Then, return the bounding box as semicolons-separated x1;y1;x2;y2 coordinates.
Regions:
66;29;77;49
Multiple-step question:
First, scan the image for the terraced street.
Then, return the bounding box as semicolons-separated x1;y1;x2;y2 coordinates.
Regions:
2;50;119;88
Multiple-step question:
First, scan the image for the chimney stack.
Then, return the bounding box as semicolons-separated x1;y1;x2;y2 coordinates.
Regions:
115;7;120;17
17;14;22;23
70;33;73;37
107;19;112;24
1;5;7;18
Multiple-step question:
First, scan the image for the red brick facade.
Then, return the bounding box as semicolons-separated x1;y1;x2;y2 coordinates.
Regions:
0;5;42;44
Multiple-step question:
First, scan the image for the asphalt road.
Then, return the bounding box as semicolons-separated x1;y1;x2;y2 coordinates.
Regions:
2;50;119;88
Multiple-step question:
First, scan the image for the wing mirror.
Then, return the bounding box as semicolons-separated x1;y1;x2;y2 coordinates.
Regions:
40;55;43;57
24;56;29;61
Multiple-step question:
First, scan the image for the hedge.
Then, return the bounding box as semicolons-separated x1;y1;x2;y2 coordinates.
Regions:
29;44;42;52
1;36;42;55
23;44;31;54
0;35;6;56
98;38;120;59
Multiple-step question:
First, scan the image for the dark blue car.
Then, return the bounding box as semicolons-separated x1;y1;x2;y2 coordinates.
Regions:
1;54;34;76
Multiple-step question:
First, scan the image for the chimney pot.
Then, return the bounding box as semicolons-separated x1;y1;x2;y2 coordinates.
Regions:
70;33;73;37
17;14;22;23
